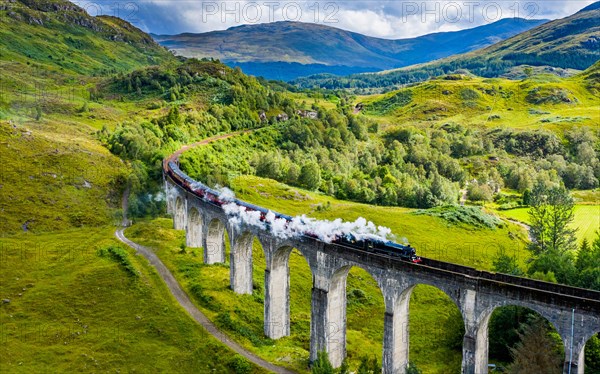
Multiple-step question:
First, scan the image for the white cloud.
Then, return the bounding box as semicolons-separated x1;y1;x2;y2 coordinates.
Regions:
334;9;396;38
73;0;598;37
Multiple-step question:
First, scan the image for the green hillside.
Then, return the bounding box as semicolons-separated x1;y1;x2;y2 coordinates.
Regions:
356;69;600;130
293;2;600;91
0;0;173;76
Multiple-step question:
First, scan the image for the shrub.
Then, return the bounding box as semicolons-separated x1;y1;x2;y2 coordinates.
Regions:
97;245;138;277
414;205;504;229
227;355;253;374
312;350;333;374
467;183;494;202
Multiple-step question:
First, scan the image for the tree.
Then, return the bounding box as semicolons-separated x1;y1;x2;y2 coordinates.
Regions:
585;334;600;373
576;239;592;272
299;161;321;191
492;249;524;276
527;249;576;285
312;351;333;374
506;318;562;374
405;362;422;374
489;306;534;362
357;355;381;374
577;233;600;290
467;182;493;202
527;183;577;255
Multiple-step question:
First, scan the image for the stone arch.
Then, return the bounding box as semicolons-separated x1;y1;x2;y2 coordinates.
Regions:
204;217;226;264
473;302;565;374
174;196;186;230
580;331;600;374
326;264;386;368
186;206;203;248
385;282;465;374
230;231;255;294
264;244;312;340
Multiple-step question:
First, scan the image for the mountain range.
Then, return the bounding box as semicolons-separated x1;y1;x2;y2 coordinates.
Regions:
293;2;600;90
152;18;548;81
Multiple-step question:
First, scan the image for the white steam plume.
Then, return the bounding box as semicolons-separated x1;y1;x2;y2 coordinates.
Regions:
222;202;394;244
215;186;236;202
185;181;395;243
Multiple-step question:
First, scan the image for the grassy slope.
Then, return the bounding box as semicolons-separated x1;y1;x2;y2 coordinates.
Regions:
0;115;266;373
356;73;600;131
0;0;173;77
126;174;530;373
0;119;126;233
0;227;266;373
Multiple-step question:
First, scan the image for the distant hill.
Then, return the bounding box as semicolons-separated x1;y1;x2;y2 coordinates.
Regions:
293;2;600;91
152;18;547;81
0;0;174;76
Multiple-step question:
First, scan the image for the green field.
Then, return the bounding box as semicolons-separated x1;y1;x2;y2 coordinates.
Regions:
499;204;600;244
125;175;531;373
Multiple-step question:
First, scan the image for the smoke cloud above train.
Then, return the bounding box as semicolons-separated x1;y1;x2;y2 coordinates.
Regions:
218;187;393;243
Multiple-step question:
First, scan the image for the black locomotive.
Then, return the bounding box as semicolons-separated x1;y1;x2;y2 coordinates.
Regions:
336;235;422;263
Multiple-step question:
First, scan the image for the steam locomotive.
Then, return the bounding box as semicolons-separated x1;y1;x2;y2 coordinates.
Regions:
336;235;422;263
165;160;422;264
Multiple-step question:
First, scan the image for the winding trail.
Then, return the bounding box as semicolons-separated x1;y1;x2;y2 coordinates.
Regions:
507;218;534;242
116;131;295;374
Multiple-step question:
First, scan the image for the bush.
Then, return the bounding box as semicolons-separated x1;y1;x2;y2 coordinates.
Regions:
97;245;138;277
312;350;334;374
414;205;504;229
405;362;422;374
467;183;494;202
227;355;253;374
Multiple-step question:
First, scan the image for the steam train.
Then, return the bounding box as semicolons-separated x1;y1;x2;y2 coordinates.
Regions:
165;160;422;264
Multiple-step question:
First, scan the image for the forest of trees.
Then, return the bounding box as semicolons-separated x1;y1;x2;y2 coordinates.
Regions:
182;105;599;210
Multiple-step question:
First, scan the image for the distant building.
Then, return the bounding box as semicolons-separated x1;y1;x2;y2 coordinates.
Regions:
296;110;318;119
258;111;267;122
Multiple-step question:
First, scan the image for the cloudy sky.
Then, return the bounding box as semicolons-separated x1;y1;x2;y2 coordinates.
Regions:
72;0;597;38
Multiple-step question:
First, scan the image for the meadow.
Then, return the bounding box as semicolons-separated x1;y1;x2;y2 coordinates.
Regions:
498;204;600;244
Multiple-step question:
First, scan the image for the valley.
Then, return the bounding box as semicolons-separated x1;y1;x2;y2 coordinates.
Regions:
0;0;599;373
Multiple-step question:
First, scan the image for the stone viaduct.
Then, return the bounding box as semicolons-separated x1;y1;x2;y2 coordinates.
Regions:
164;162;600;374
